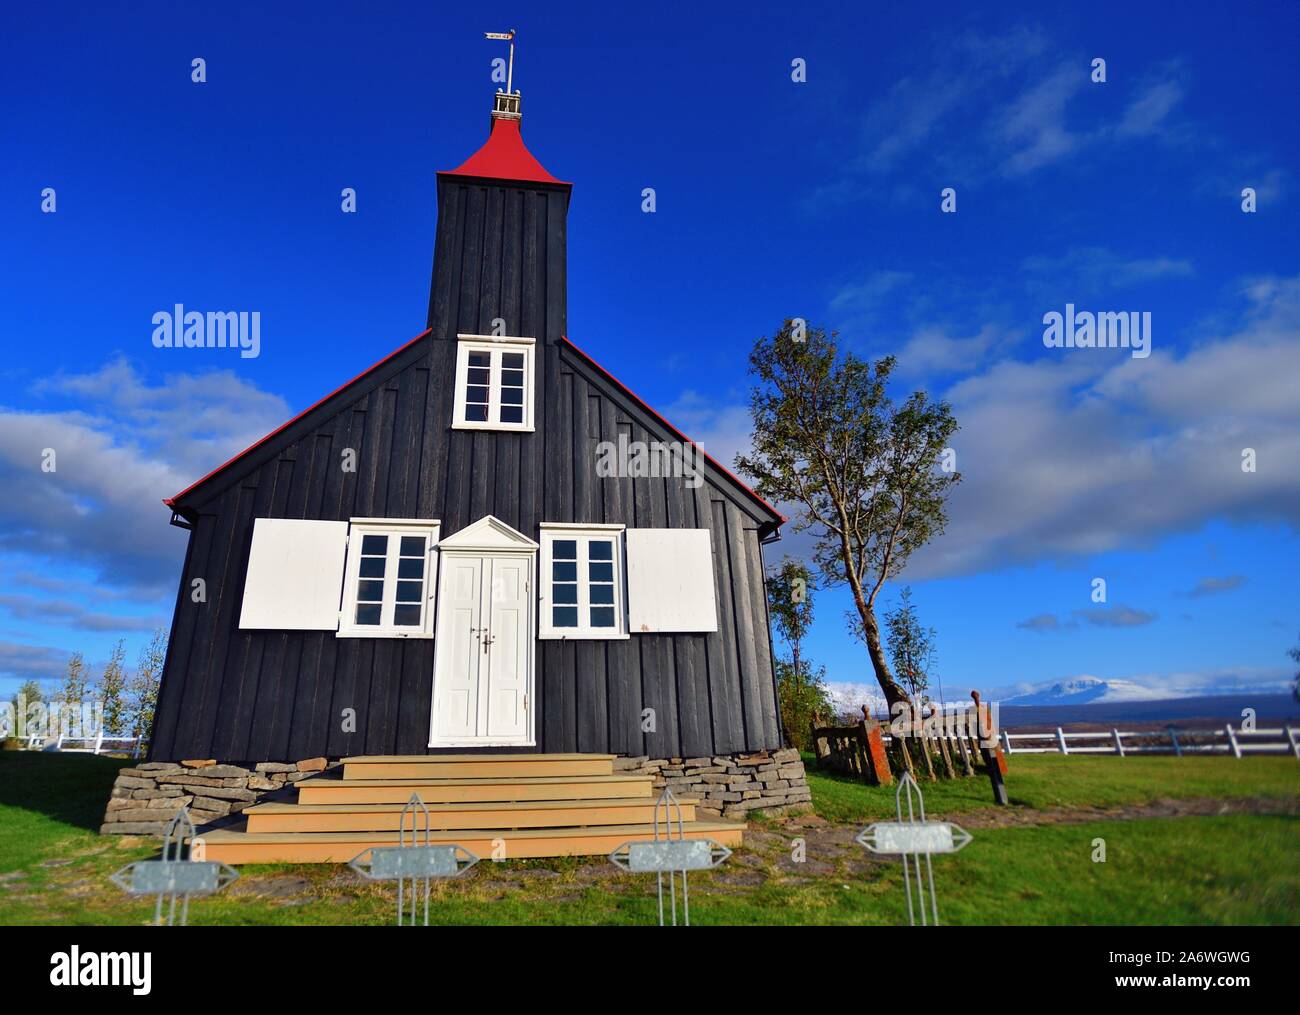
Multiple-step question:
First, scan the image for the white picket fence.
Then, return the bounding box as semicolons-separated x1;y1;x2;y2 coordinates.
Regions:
1000;724;1300;759
24;732;143;757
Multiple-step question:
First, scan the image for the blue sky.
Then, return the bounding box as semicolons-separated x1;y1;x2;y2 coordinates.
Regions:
1;1;1297;707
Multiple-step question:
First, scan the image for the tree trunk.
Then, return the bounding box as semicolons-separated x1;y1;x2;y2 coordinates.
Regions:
856;599;909;709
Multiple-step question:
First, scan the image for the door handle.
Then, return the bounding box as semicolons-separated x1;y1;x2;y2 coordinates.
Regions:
481;631;494;654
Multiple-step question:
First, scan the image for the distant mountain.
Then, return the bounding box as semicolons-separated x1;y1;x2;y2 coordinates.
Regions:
820;672;1295;720
999;674;1294;705
1000;677;1173;705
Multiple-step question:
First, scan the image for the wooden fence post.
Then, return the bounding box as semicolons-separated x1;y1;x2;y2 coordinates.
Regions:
936;734;957;779
1168;727;1181;756
1225;724;1241;759
970;691;1008;805
1056;727;1069;755
1286;725;1299;760
956;734;975;777
858;718;893;786
1112;728;1125;757
1001;729;1012;755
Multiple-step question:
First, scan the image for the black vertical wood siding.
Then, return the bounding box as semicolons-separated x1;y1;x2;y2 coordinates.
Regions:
150;171;783;762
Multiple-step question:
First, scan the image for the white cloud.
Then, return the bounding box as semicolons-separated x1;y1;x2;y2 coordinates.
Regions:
908;273;1300;578
687;272;1300;585
996;65;1084;175
893;324;1007;376
0;358;290;600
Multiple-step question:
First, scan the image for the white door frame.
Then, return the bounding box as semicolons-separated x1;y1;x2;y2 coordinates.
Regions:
428;516;538;748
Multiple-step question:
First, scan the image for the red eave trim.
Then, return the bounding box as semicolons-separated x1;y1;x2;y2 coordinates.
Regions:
163;327;434;509
559;336;787;525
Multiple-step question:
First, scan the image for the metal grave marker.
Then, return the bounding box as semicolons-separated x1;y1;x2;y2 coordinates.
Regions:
110;806;238;926
855;771;972;926
348;793;477;926
609;786;731;926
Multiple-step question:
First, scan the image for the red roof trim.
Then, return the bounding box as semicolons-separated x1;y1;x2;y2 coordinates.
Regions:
559;336;786;525
163;328;434;508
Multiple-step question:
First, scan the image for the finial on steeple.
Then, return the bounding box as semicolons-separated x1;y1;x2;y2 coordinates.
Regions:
485;29;521;120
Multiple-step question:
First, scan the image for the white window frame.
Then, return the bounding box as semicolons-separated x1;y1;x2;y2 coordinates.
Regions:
452;334;536;432
538;523;628;640
338;518;441;638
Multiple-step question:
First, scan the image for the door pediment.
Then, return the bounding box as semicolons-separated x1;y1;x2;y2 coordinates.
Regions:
438;514;538;553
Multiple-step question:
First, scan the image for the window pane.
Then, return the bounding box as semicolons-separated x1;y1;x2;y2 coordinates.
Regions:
361;534;387;555
396;580;423;603
589;584;614;605
467;367;490;386
552;561;576;582
501;368;525;387
553;606;578;627
503;352;524;369
553;540;577;559
588;561;613;582
357;580;384;602
469;351;490;367
359;557;385;578
398;557;424;579
588;541;613;560
466;385;489;403
500;406;523;424
394;604;422;627
465;404;489;422
552;583;578;605
355;603;382;626
590;607;616;628
400;535;425;556
500;387;523;405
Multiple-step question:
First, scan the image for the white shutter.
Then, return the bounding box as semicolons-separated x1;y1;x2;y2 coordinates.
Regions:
239;518;349;630
625;529;718;633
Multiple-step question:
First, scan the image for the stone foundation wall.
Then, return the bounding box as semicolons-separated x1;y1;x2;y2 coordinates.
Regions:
100;757;339;835
614;748;812;820
100;748;812;835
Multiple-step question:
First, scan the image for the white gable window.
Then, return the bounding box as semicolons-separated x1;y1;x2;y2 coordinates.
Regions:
452;334;535;431
337;519;441;638
625;529;719;633
539;524;627;639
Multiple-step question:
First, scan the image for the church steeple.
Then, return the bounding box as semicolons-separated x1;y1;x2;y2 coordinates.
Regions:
426;31;570;336
440;29;566;186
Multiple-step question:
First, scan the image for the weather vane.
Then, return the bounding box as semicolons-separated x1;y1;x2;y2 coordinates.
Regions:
485;29;517;95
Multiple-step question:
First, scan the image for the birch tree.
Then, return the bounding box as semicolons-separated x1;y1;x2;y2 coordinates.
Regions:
737;321;960;709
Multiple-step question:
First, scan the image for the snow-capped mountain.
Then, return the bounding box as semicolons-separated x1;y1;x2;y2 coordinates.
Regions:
998;677;1172;705
820;670;1294;716
997;672;1294;705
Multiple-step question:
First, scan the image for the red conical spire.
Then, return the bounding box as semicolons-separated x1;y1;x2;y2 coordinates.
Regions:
440;31;567;186
441;112;566;185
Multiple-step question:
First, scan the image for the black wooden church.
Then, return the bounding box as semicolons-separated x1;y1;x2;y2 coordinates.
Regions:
149;81;787;766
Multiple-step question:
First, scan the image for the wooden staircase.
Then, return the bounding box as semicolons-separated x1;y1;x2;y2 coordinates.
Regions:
197;754;746;864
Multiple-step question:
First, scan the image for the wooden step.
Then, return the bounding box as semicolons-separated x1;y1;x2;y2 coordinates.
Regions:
296;773;654;805
196;821;746;865
341;754;615;780
244;797;697;834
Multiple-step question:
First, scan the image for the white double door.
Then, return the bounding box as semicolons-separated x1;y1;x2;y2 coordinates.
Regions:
429;551;533;746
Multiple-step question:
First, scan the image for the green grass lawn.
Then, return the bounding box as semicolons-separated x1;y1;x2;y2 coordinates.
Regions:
803;751;1300;822
0;750;1295;925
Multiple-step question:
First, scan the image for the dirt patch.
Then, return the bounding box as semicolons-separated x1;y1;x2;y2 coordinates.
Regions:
228;874;313;900
954;794;1300;830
